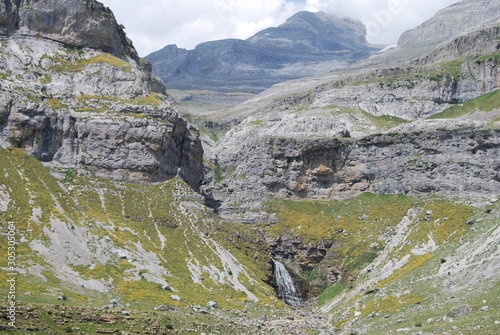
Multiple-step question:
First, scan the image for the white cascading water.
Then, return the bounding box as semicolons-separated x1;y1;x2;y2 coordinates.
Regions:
272;259;301;307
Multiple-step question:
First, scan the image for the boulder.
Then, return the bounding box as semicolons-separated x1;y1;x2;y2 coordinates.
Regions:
206;301;218;309
449;304;473;318
161;283;172;291
108;298;121;308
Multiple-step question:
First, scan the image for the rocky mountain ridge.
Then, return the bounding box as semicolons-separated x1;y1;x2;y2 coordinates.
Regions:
146;11;380;93
398;0;500;48
205;23;500;219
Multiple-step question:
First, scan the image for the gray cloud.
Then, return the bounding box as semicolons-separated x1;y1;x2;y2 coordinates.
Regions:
99;0;459;56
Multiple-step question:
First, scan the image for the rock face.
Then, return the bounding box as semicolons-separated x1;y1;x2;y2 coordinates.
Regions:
270;234;333;272
0;0;137;59
146;11;380;93
416;24;500;64
210;121;500;218
247;11;372;56
0;0;204;190
398;0;500;48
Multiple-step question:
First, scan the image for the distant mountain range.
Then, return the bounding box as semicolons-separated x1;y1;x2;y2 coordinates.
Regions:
146;11;381;93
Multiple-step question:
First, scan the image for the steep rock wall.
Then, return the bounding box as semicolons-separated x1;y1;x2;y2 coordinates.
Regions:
210;122;500;218
2;98;203;188
0;1;204;190
0;0;136;59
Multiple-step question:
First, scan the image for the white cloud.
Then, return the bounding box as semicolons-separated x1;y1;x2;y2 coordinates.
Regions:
98;0;459;56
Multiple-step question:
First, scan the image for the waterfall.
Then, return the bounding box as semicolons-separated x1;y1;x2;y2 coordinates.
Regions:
272;259;301;307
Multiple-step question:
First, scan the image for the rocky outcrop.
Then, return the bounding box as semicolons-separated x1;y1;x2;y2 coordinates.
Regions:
398;0;500;48
146;11;380;93
269;124;499;198
308;58;499;120
0;0;137;60
270;234;333;272
3;101;203;187
416;24;500;64
0;1;204;190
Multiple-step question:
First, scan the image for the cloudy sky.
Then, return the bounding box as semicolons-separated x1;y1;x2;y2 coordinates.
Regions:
98;0;459;57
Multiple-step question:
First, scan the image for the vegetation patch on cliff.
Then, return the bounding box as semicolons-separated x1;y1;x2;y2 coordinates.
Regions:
43;52;132;74
429;89;500;119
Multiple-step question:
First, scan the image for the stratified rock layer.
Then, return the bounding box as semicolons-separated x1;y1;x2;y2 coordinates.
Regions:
0;0;137;59
0;0;204;190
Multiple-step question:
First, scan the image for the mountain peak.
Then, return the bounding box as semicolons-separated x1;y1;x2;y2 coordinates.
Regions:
285;10;363;30
247;11;371;52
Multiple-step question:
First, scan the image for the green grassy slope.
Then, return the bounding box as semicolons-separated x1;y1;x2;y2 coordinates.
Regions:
0;148;279;333
265;193;500;334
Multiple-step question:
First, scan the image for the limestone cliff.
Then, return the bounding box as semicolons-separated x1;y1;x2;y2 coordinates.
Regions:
0;0;137;59
0;0;204;190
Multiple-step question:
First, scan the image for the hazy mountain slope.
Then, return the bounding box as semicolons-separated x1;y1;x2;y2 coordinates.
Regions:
146;11;380;93
398;0;500;48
